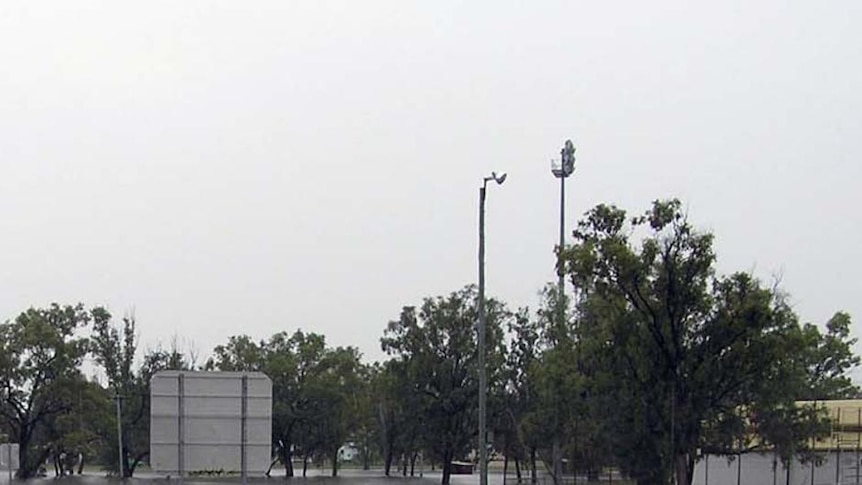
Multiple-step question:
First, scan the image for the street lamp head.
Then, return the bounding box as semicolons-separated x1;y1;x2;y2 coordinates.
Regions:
484;172;507;186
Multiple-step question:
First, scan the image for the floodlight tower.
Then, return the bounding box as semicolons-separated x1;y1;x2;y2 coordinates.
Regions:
552;139;576;288
478;171;506;485
550;140;575;481
551;140;576;326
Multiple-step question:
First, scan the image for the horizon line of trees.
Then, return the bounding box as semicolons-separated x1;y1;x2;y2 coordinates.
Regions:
1;199;859;485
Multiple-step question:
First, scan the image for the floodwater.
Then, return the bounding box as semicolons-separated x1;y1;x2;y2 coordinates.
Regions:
4;457;851;485
0;469;496;485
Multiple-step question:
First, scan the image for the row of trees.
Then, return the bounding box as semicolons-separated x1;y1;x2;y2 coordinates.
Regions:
0;306;193;478
0;199;858;485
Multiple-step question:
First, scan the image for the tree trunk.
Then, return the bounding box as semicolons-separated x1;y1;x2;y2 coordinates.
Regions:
302;453;309;477
378;402;390;473
384;446;393;476
552;436;562;485
504;453;509;483
53;452;61;477
130;451;149;477
515;456;522;482
530;447;538;485
279;444;293;478
410;452;418;477
17;441;49;479
122;447;133;478
674;452;694;485
331;447;339;477
363;437;371;471
265;456;279;477
16;427;34;479
441;449;454;485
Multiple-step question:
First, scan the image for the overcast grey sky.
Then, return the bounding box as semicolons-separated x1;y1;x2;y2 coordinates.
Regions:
1;2;860;368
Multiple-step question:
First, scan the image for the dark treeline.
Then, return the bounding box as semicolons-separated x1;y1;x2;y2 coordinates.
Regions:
0;200;858;485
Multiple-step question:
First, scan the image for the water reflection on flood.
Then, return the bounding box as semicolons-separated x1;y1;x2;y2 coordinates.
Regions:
0;469;487;485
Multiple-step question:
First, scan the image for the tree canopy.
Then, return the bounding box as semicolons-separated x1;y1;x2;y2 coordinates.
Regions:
558;199;859;485
0;304;92;478
0;198;857;485
380;285;509;485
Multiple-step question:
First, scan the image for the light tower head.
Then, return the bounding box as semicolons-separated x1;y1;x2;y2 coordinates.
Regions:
552;139;576;178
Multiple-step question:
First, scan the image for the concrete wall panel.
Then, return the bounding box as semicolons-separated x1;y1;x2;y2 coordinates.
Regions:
149;371;272;476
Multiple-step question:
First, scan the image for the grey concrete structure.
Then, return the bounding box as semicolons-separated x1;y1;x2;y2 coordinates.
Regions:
693;452;862;485
150;371;272;477
0;444;18;474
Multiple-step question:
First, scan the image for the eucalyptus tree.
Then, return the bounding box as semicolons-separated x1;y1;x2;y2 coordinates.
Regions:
297;344;364;477
208;330;363;477
351;362;379;471
794;312;860;400
380;285;508;485
499;307;540;482
40;376;110;476
91;311;145;477
373;359;424;476
267;331;329;477
0;304;92;478
207;331;307;476
559;200;858;485
92;313;196;477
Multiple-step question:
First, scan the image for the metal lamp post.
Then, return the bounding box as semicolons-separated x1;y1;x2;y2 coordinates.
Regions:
550;139;575;482
478;171;506;485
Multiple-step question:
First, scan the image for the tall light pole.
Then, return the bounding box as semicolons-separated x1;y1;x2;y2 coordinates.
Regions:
478;171;506;485
552;139;576;302
550;139;575;482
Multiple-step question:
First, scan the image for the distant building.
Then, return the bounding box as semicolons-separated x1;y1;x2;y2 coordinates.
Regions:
338;443;359;462
799;399;862;451
692;400;862;485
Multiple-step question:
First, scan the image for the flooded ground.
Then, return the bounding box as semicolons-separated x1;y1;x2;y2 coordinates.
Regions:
2;457;852;485
0;468;503;485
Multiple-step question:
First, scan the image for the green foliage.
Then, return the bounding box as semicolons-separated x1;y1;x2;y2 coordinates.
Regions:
559;199;858;485
91;313;191;477
498;306;541;478
207;330;364;477
350;363;379;470
0;304;92;478
794;312;861;400
39;377;111;476
1;198;858;485
380;285;509;485
372;359;424;476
